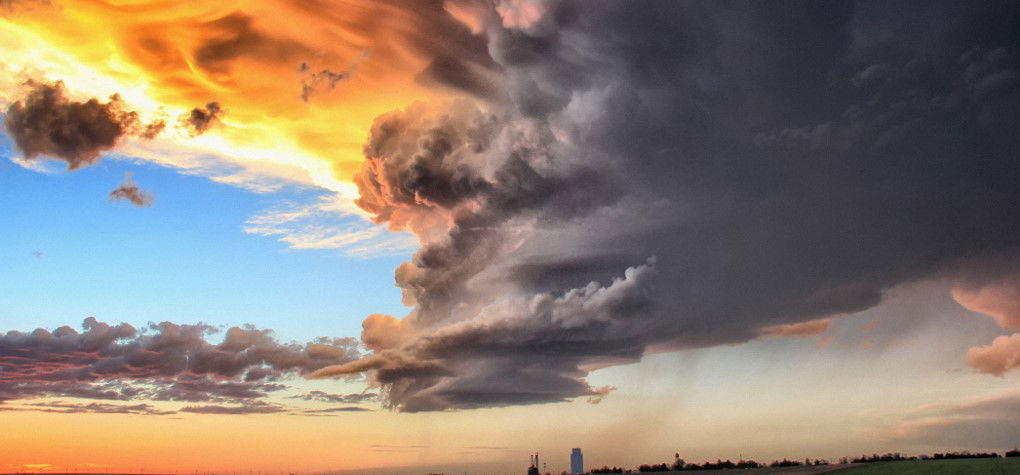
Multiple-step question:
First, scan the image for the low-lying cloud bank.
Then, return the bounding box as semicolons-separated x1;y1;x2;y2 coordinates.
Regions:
0;317;362;412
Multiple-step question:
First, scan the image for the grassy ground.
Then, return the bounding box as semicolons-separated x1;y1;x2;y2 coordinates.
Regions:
831;457;1020;474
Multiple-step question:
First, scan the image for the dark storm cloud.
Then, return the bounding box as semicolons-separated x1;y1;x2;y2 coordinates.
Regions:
4;80;139;169
352;101;616;328
0;317;360;406
3;80;166;169
109;174;155;207
179;102;224;136
416;54;501;99
316;0;1020;411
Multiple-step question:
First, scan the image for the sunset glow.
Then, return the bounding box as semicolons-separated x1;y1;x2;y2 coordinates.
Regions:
3;1;1020;474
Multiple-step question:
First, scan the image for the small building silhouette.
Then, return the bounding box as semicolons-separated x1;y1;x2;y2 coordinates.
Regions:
570;448;583;475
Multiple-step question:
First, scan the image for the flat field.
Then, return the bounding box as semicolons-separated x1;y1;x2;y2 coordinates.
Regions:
831;457;1020;474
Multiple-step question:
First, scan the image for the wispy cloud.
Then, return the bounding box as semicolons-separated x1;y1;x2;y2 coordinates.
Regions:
760;319;832;338
289;390;378;404
874;389;1020;447
299;406;372;414
1;401;176;415
179;401;287;415
9;156;56;173
244;195;416;256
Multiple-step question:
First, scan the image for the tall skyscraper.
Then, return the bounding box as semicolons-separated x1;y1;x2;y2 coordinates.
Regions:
570;448;583;475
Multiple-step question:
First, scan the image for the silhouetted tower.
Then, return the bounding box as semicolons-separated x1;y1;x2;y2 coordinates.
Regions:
570;449;583;475
527;453;540;475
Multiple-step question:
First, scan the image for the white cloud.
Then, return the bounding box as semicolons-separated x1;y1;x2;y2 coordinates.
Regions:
9;156;57;174
244;195;417;257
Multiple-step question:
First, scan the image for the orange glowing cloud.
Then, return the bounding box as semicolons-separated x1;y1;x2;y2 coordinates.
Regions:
0;0;494;194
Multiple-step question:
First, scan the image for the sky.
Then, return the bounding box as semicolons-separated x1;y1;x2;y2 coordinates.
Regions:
2;0;1020;474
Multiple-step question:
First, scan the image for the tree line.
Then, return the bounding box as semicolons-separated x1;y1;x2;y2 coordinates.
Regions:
586;448;1020;473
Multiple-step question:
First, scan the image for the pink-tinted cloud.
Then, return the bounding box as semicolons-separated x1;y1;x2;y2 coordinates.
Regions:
966;333;1020;376
953;274;1020;375
953;280;1020;329
876;390;1020;447
760;319;832;338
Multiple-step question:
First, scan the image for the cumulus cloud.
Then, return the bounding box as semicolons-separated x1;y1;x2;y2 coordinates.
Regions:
0;318;360;407
966;333;1020;376
109;173;155;207
179;102;223;136
319;1;1020;412
4;80;139;169
3;79;167;171
953;268;1020;374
